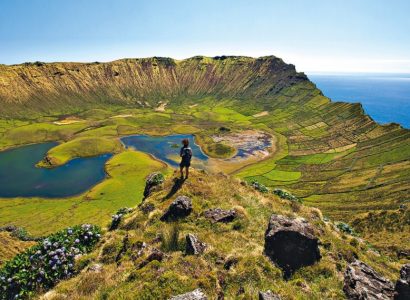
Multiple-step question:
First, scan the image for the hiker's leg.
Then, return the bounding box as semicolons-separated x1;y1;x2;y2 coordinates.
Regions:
185;166;189;178
180;165;184;178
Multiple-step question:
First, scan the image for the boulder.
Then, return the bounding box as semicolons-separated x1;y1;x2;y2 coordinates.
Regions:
395;263;410;300
169;288;208;300
161;196;192;221
259;290;281;300
264;214;321;278
143;172;164;199
185;234;207;255
343;260;395;299
204;208;236;223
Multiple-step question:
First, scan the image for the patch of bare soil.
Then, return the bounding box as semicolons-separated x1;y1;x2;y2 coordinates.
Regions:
207;130;277;174
252;111;269;118
212;130;273;160
53;116;83;125
110;114;133;118
155;101;168;112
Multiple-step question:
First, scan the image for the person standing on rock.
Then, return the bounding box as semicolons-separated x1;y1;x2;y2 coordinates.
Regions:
180;138;192;179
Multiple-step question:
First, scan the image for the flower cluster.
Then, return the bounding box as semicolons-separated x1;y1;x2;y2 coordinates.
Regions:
109;207;132;231
250;180;269;193
0;224;101;300
273;188;302;203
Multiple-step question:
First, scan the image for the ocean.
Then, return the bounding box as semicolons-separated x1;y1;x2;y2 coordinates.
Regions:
308;73;410;128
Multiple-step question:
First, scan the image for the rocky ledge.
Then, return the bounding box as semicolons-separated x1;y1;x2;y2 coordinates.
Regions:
264;214;321;278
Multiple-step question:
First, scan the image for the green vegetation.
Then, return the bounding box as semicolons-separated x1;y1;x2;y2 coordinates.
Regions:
250;179;269;193
263;169;301;181
0;224;101;299
273;188;302;203
203;142;236;159
37;137;123;167
195;133;237;159
22;171;402;299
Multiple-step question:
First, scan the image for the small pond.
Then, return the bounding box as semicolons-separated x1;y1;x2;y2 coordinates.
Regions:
121;134;209;168
0;142;111;198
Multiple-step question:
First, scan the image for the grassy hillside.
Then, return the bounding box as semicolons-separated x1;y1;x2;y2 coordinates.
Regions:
0;56;408;256
0;232;35;266
24;170;404;299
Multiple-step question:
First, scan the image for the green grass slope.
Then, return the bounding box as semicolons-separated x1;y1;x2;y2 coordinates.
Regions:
34;171;404;299
37;137;123;167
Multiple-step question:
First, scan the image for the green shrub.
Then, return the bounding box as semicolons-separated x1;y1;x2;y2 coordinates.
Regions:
149;173;165;186
273;188;302;203
250;180;269;193
336;222;354;235
0;224;101;299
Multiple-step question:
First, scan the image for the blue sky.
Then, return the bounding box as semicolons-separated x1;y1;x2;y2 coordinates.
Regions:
1;0;409;73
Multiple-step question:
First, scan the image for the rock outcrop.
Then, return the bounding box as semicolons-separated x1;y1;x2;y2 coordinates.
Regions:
264;214;321;278
185;234;207;255
161;196;192;221
204;208;236;223
169;288;208;300
343;260;395;299
259;290;281;300
143;173;164;199
395;263;410;300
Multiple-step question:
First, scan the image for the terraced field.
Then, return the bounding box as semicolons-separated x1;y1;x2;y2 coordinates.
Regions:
0;56;408;254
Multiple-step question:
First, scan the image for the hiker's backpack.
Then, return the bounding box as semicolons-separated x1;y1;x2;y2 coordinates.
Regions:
183;147;192;160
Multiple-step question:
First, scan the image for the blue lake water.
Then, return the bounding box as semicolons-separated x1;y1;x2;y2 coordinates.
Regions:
0;142;111;198
121;134;208;167
308;73;410;128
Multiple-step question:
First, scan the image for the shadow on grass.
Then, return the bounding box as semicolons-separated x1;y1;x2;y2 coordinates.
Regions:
163;177;186;200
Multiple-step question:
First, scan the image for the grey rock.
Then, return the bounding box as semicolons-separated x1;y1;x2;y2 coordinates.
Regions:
204;208;236;223
343;260;395;300
397;250;410;259
170;288;207;300
395;263;410;300
259;290;281;300
161;196;192;221
143;172;164;199
264;214;321;278
186;234;207;255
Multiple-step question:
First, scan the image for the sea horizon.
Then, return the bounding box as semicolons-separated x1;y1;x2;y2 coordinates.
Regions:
308;73;410;128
